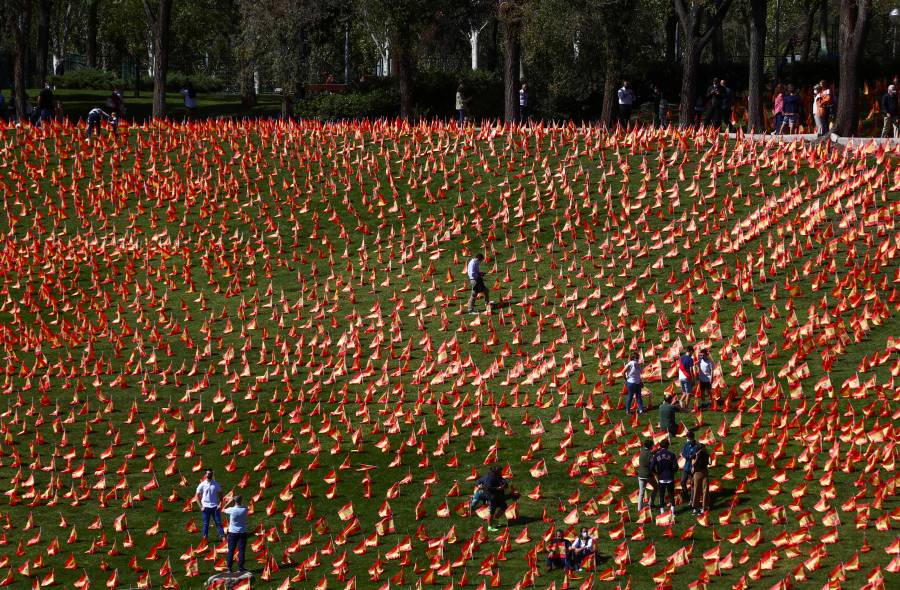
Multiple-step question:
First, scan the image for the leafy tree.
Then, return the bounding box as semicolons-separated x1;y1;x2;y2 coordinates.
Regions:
833;0;871;136
747;0;767;132
673;0;734;126
143;0;173;117
497;0;525;122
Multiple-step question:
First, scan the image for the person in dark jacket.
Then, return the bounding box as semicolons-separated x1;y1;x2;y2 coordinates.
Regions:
637;438;656;512
475;465;508;532
882;85;899;138
658;395;679;437
650;439;678;514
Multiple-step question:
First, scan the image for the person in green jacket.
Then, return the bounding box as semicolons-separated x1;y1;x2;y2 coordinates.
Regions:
659;395;679;437
637;438;656;512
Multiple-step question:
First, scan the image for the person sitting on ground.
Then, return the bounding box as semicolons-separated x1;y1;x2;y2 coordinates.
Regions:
637;438;656;513
691;443;711;515
223;494;249;573
658;395;679;438
650;439;678;515
680;431;700;504
546;529;571;571
466;252;491;314
475;465;508;532
623;352;644;414
569;527;595;571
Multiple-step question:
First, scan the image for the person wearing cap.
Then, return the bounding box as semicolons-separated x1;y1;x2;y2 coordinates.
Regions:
882;85;899;138
223;494;250;572
466;253;491;314
195;469;225;540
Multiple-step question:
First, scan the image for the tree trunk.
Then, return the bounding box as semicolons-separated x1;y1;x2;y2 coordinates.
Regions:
35;0;52;85
239;57;257;107
396;35;413;120
281;94;293;119
665;12;678;62
748;0;767;132
502;20;520;123
600;55;618;127
800;2;818;61
834;0;871;136
819;0;829;56
678;36;699;127
86;0;99;68
12;1;32;121
148;0;173;118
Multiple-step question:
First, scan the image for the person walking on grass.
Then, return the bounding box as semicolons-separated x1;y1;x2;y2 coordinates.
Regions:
196;469;225;541
181;80;198;119
680;431;700;504
456;83;467;125
519;83;530;123
676;346;696;408
223;494;249;573
467;253;491;314
697;348;715;410
623;352;644;414
691;443;711;515
650;439;678;516
882;85;899;138
475;465;508;532
617;80;635;126
637;438;656;513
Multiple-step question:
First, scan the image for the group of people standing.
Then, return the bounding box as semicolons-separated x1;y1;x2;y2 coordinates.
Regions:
623;346;716;416
638;432;711;517
771;80;833;136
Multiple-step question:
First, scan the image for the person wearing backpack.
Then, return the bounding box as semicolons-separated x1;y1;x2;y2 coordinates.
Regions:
680;431;700;503
691;443;711;515
650;439;678;515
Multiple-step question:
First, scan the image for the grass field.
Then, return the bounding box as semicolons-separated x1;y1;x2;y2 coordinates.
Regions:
0;119;897;590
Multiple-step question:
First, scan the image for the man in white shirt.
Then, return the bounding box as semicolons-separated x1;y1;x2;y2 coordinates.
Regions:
569;527;595;571
617;80;635;126
697;348;715;410
623;352;644;414
466;253;491;313
195;469;225;540
223;494;250;572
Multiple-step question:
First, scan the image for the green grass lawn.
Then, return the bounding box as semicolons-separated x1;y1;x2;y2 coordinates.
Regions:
0;121;896;590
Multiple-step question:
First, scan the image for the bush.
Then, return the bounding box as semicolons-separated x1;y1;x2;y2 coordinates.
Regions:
295;87;399;120
165;71;225;94
49;68;122;90
413;70;504;120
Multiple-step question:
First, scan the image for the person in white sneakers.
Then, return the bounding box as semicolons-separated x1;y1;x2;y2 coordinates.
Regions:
466;253;491;313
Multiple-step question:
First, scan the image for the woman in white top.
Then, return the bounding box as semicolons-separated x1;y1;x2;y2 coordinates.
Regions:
697;348;716;410
624;352;644;414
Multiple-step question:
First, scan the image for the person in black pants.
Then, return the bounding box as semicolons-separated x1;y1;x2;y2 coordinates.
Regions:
223;495;250;572
650;439;678;515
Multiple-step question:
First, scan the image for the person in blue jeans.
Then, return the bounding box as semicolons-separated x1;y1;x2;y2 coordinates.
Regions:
195;469;225;540
680;431;700;503
623;352;644;414
223;494;250;572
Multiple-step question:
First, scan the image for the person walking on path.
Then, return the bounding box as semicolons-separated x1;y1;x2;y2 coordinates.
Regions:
466;253;491;314
223;494;250;573
779;84;801;135
637;438;656;513
690;443;711;515
813;81;832;136
882;85;899;138
718;79;734;132
650;439;678;515
680;431;700;503
617;80;635;126
772;84;784;134
196;469;226;541
659;395;679;438
623;352;644;414
704;78;722;127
